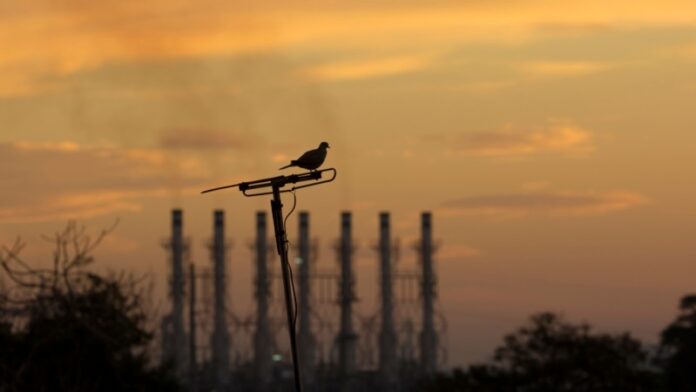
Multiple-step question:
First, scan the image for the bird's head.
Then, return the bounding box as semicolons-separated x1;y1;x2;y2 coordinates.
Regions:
319;141;330;149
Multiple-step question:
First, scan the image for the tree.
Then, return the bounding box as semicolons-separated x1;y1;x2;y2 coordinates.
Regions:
659;294;696;392
0;222;181;392
423;312;660;392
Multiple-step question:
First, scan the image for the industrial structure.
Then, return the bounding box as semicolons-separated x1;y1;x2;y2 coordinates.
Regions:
161;209;445;391
161;209;189;379
335;212;357;391
210;210;231;389
377;212;398;391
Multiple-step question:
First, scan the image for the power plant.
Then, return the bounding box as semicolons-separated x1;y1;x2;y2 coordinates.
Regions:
161;210;445;391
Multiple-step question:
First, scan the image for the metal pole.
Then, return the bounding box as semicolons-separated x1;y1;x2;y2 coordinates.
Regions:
270;184;304;392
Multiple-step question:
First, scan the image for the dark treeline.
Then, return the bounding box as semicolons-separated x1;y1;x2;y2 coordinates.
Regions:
1;222;695;391
421;298;696;392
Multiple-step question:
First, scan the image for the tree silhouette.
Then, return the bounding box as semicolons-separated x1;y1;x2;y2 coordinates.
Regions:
0;222;181;392
659;294;696;392
423;312;660;392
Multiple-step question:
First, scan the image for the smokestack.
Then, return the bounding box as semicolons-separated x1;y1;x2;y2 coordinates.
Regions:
253;211;272;390
378;212;397;389
297;211;316;385
419;212;438;374
170;209;186;377
336;211;357;389
189;263;197;391
211;210;230;388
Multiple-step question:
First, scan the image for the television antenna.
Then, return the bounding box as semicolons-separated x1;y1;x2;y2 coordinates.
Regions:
202;168;337;392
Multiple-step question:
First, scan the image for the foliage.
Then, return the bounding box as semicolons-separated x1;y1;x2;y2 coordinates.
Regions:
423;312;661;392
0;222;181;392
659;294;696;392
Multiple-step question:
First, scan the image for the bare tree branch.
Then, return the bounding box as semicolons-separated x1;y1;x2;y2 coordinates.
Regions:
0;219;120;310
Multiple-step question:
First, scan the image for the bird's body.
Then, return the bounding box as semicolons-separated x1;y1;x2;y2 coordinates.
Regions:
279;142;330;171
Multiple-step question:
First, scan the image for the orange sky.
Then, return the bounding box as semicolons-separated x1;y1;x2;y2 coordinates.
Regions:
2;1;696;366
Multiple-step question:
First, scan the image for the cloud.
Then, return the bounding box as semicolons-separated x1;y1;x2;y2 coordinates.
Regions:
520;60;613;77
1;191;143;224
456;80;517;93
440;190;648;217
454;124;594;156
303;55;431;81
438;243;481;260
159;128;257;150
2;1;696;97
13;140;85;152
663;41;696;59
0;141;206;223
0;51;339;156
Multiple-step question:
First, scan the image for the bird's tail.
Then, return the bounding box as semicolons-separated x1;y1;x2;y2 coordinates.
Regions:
279;161;295;170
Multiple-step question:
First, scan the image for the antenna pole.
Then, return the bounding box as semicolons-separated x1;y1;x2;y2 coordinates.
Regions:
202;168;336;392
270;184;303;392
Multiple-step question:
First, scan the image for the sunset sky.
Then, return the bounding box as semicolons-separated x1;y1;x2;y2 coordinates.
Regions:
2;1;696;366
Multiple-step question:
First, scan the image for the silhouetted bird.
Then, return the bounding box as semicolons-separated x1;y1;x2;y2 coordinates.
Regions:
279;142;330;171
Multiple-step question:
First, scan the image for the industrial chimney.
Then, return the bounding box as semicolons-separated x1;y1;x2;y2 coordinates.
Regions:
253;211;273;390
163;209;187;378
297;211;316;386
210;210;230;388
336;211;358;390
378;212;398;389
419;212;438;374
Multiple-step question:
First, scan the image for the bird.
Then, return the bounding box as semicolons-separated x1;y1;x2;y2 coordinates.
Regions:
279;142;330;171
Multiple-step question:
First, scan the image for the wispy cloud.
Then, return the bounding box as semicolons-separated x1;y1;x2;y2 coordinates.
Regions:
160;128;258;150
456;80;517;93
1;190;144;224
454;124;594;157
0;141;207;223
662;40;696;59
2;1;696;96
13;140;85;152
438;243;481;261
303;55;431;81
440;189;649;218
520;60;613;77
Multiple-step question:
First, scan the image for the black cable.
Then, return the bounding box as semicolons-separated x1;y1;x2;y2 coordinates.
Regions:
283;190;299;329
287;253;298;329
283;189;297;231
